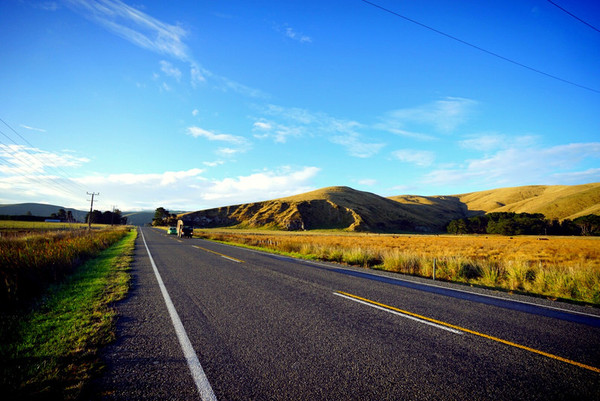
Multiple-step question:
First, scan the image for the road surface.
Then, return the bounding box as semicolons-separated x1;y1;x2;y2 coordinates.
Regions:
94;227;600;400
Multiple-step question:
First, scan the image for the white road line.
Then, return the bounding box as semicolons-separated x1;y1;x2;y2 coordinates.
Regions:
221;255;242;263
334;292;463;335
140;229;218;401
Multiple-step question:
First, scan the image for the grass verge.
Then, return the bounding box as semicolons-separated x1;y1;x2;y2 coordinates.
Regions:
0;228;137;400
195;230;600;306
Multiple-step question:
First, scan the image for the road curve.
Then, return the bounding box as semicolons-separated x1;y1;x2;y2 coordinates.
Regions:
95;227;600;400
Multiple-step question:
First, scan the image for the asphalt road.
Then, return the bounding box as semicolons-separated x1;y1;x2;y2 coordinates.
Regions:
93;227;600;400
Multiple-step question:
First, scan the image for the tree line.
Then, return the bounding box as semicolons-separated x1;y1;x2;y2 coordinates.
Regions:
85;209;128;225
152;207;178;226
447;212;600;236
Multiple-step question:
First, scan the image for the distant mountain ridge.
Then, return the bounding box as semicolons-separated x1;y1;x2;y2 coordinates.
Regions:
0;203;89;222
181;183;600;233
0;203;155;226
3;183;598;231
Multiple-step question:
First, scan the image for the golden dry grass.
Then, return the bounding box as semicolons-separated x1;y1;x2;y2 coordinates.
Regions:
196;229;600;304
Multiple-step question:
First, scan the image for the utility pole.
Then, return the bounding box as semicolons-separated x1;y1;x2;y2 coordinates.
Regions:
87;192;99;229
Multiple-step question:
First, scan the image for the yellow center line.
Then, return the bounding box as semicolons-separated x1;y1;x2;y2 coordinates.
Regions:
336;291;600;374
192;245;244;263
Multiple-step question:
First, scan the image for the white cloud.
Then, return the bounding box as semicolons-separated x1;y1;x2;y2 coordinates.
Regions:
424;141;600;188
186;126;248;145
358;178;377;186
202;166;320;204
392;149;435;167
378;97;477;137
255;104;383;156
253;121;272;130
460;134;537;152
19;124;47;133
252;118;302;143
330;133;385;158
65;0;191;60
284;26;312;43
81;168;204;187
65;0;262;96
159;60;182;81
0;144;89;174
0;145;90;206
217;147;244;156
203;160;224;167
37;2;59;11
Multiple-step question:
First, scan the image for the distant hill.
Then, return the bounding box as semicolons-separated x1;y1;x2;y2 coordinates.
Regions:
181;183;600;233
0;203;155;225
0;203;88;222
122;211;155;226
389;183;600;224
181;186;456;233
454;183;600;220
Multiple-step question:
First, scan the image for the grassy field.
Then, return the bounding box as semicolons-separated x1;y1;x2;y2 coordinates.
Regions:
0;223;132;309
0;220;106;233
0;227;137;400
195;229;600;305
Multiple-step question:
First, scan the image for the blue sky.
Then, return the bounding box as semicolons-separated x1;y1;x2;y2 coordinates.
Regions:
1;0;599;212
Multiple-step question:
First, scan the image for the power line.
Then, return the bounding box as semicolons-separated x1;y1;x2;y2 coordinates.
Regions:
0;135;82;199
360;0;600;95
0;118;89;196
0;118;89;193
547;0;600;33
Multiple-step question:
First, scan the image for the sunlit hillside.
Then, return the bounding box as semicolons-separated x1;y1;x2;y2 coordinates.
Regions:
180;183;600;233
452;182;600;220
181;186;445;232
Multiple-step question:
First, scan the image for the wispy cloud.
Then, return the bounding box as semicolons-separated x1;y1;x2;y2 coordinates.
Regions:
460;133;537;152
62;165;321;210
81;168;205;187
254;104;384;157
392;149;435;167
0;144;89;174
357;178;378;186
0;145;90;205
252;119;303;143
377;97;477;138
284;26;312;43
202;166;320;204
65;0;262;96
330;133;385;158
187;126;250;157
159;60;182;81
65;0;191;60
19;124;47;133
424;141;600;188
187;126;248;145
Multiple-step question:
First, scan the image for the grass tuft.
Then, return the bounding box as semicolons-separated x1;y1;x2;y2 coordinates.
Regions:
195;229;600;305
0;228;137;400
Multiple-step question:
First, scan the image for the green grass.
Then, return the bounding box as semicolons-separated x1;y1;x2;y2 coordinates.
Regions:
0;228;137;400
0;220;107;231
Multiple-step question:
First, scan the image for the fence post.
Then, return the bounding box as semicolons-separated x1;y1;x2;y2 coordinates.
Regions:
433;258;436;281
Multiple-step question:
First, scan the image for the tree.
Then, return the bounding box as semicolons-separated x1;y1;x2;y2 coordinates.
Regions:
573;215;600;236
153;207;169;225
85;209;128;225
153;207;176;226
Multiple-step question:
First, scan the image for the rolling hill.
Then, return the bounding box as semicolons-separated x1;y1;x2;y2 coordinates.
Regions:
454;183;600;220
0;203;89;222
0;203;156;225
180;186;465;233
181;183;600;233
